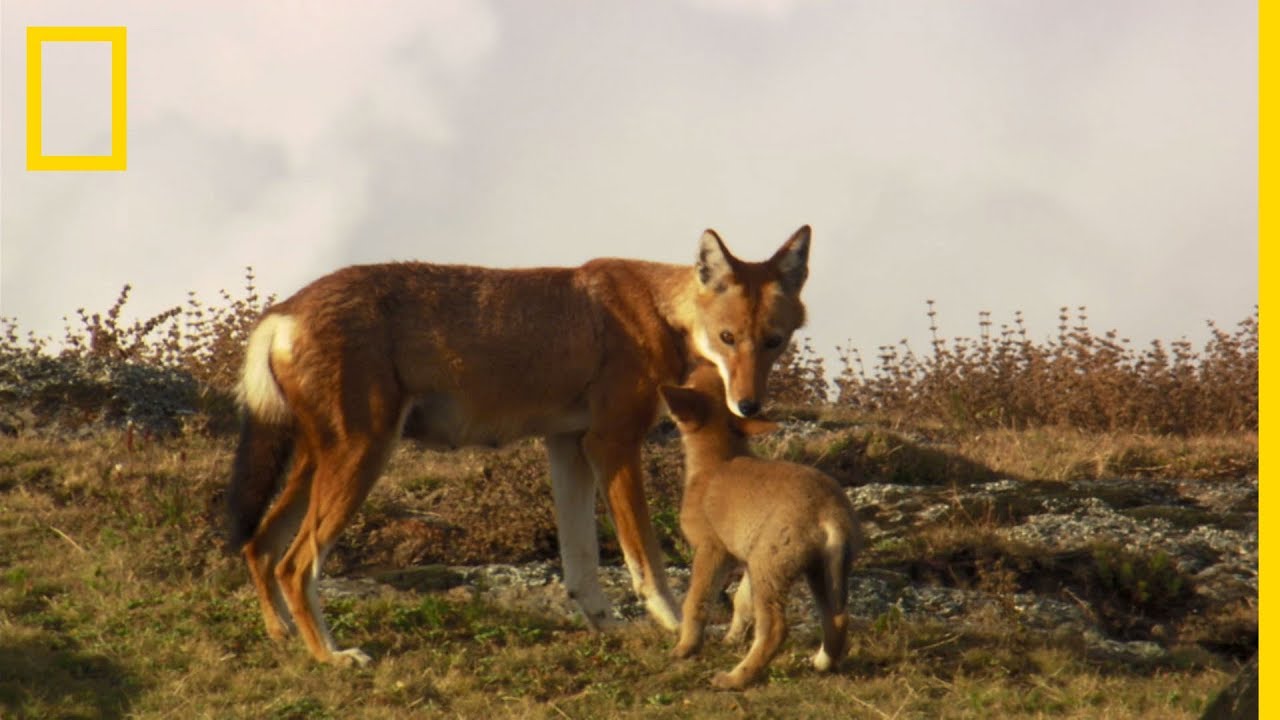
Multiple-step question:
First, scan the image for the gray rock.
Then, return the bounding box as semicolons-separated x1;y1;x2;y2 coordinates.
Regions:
324;465;1256;665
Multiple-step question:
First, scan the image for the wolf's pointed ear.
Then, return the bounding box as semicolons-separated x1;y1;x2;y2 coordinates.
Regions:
770;225;810;293
660;384;706;426
696;229;737;293
735;417;780;437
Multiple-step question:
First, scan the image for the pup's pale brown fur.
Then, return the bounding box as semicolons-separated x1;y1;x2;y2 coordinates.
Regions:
229;228;811;666
661;364;861;689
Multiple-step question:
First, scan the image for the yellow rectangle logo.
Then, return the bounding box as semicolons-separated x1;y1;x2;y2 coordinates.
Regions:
27;26;127;172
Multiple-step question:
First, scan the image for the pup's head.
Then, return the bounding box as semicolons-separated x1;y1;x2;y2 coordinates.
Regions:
660;363;779;453
690;225;810;418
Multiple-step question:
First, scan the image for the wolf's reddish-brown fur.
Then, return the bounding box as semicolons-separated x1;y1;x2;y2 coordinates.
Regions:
228;227;810;665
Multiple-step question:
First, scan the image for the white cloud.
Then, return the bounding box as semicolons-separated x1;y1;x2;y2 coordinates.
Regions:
3;0;499;333
125;1;498;153
687;0;809;19
1;0;1256;367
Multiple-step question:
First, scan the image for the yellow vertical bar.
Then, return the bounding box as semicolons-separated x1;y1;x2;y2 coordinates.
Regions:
26;28;43;167
110;27;127;169
1261;0;1271;714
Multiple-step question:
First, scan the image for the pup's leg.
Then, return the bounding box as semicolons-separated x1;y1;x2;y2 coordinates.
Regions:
723;570;753;644
713;570;787;690
673;542;732;658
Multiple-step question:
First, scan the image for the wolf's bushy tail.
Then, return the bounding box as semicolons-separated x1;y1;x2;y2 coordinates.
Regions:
227;315;297;549
228;416;294;549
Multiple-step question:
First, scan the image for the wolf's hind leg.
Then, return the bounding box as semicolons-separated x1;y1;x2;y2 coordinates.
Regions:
276;414;397;666
243;451;314;641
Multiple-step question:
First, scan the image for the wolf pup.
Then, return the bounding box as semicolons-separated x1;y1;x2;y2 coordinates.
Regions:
229;227;811;666
660;364;861;689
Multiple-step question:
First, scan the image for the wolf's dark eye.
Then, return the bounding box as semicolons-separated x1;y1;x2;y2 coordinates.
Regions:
720;331;736;346
764;335;784;350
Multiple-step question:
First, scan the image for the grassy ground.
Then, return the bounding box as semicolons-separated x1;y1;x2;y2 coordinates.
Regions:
0;425;1252;719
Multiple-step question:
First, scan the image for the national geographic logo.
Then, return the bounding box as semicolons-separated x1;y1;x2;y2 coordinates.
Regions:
26;26;127;172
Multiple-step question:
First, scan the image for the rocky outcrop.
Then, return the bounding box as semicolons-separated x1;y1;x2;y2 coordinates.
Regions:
322;466;1257;667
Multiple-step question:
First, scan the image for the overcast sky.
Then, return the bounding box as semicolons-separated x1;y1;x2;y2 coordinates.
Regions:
1;0;1257;371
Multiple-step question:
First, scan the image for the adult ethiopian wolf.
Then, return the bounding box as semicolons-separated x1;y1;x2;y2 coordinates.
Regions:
227;226;812;665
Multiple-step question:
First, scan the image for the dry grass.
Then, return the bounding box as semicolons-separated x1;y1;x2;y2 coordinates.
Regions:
0;435;1238;719
950;427;1257;483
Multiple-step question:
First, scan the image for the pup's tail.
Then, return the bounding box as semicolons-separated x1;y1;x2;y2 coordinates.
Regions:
812;511;861;672
822;518;857;618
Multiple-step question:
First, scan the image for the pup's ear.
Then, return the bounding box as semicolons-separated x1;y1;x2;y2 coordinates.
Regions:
769;225;810;293
734;417;780;437
696;229;738;293
660;384;707;426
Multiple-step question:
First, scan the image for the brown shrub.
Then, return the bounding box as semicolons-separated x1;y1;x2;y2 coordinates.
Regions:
2;277;1257;438
768;335;829;406
835;302;1258;435
53;268;274;393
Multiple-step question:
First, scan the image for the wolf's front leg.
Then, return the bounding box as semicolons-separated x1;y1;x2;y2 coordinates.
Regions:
583;430;681;631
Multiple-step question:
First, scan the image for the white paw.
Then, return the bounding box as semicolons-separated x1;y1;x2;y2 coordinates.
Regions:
331;648;372;668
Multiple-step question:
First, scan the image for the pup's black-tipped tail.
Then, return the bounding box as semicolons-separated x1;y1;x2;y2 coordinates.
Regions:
227;414;294;550
824;535;853;617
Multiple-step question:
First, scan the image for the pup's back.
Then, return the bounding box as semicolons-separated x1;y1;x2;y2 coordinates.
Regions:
699;455;858;575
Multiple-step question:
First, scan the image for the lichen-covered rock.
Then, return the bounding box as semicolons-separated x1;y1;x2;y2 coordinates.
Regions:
336;468;1256;667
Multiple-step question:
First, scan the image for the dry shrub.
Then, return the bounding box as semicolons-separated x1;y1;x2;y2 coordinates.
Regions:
835;302;1258;435
4;279;1258;439
1;270;273;434
56;268;274;393
769;335;829;406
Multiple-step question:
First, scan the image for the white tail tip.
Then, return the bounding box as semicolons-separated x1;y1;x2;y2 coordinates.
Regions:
237;314;295;425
